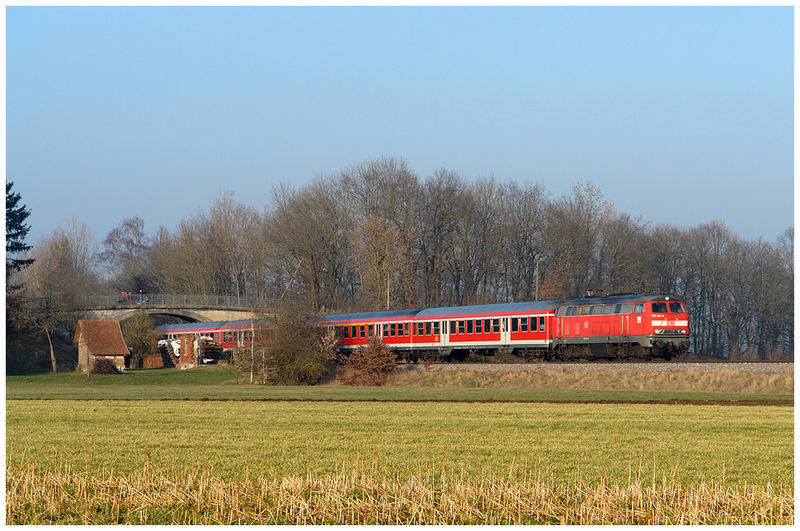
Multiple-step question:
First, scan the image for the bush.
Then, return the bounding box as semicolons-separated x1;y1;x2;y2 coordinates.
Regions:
339;335;397;386
233;301;337;386
90;358;121;375
121;312;158;369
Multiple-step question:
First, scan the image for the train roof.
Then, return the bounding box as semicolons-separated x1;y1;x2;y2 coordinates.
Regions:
323;308;423;323
416;300;562;318
558;293;678;306
155;319;259;332
323;293;680;323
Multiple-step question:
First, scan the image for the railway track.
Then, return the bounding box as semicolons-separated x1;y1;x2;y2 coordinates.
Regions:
398;361;793;374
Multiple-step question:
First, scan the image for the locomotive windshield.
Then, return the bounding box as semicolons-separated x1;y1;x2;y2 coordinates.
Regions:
669;302;685;313
652;302;668;313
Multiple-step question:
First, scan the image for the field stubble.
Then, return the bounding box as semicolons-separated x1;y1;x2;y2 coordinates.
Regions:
7;461;792;525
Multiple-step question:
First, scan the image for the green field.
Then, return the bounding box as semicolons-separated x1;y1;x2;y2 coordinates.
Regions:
6;365;793;524
7;400;792;487
6;365;793;404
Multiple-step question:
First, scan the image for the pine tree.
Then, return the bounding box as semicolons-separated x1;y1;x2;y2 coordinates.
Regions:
6;181;34;275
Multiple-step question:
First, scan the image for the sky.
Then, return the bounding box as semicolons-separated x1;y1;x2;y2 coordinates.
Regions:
6;6;794;246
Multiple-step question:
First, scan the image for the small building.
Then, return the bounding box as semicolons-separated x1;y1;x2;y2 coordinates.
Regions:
73;319;130;372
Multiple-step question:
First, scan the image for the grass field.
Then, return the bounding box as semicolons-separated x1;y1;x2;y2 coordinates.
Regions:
6;365;793;404
7;400;792;486
6;365;794;524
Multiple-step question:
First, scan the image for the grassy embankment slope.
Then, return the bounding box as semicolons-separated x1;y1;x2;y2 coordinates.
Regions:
5;364;793;403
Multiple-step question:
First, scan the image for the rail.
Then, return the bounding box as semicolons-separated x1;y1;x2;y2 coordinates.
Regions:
36;294;273;310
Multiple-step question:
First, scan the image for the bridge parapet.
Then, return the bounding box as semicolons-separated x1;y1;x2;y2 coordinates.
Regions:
41;293;274;312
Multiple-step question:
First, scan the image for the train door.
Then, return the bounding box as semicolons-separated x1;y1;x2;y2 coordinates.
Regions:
440;320;448;347
500;317;510;345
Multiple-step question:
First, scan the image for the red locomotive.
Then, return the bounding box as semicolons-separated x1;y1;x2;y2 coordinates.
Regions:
323;293;690;361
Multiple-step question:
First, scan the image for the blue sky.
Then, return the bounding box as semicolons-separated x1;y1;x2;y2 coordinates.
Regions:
7;6;794;245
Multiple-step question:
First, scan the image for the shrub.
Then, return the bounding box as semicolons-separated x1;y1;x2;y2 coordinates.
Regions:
233;300;337;386
121;312;158;369
90;358;120;375
339;335;397;386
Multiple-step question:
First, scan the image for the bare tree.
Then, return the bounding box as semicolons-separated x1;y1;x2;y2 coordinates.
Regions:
98;217;152;292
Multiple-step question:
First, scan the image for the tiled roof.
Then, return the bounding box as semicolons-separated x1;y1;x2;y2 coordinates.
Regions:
73;320;130;356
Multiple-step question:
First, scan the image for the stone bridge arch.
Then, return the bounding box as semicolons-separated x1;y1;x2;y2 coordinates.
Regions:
76;308;260;323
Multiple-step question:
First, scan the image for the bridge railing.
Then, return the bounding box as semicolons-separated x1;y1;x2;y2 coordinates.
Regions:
43;294;272;310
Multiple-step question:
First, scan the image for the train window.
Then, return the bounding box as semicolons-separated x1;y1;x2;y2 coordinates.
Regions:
521;317;528;332
423;322;430;335
368;324;374;336
476;319;482;334
510;318;518;332
484;319;491;333
614;304;622;314
578;306;591;316
467;320;474;334
458;320;465;334
359;325;365;337
652;302;668;313
383;323;389;336
539;316;545;331
450;321;457;334
492;319;500;333
416;322;423;335
433;321;440;335
349;325;356;337
390;323;396;336
343;326;349;339
634;303;644;313
598;305;613;315
404;323;409;336
568;307;577;316
669;302;685;313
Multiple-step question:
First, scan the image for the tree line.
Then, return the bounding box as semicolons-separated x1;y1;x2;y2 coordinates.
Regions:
8;157;793;360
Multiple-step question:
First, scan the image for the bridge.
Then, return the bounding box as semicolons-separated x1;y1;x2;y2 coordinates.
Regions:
54;294;271;323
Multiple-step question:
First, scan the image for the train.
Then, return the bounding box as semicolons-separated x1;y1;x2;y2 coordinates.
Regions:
323;292;690;361
155;292;690;362
155;319;268;362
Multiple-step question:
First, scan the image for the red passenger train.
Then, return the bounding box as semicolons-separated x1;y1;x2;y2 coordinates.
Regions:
322;293;690;361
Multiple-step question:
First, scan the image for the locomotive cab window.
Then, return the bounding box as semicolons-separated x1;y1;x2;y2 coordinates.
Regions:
669;302;685;313
652;302;668;313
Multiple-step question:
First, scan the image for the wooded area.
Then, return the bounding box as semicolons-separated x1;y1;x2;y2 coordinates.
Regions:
10;157;793;360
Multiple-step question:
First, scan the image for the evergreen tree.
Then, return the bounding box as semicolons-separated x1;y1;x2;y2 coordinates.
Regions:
6;181;34;275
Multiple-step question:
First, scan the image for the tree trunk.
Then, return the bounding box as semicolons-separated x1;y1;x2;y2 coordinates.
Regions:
45;328;57;373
